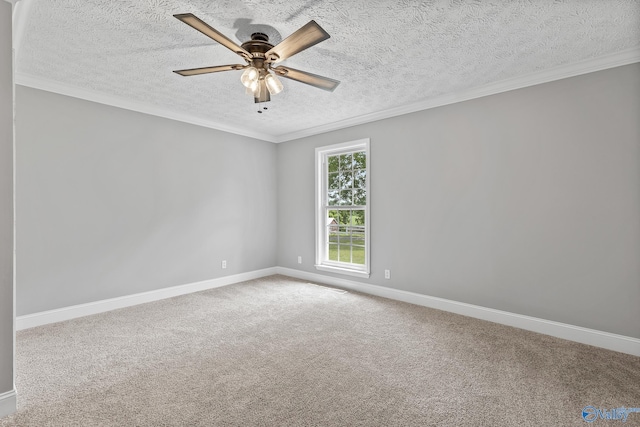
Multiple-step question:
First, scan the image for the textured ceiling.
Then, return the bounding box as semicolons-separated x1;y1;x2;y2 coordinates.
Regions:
14;0;640;142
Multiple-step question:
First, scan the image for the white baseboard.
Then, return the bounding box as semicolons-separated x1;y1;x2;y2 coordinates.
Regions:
276;267;640;357
16;267;278;330
15;266;640;357
0;390;16;419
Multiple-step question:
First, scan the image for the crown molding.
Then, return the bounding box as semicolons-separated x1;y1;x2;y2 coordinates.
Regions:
273;47;640;142
14;72;275;142
275;48;640;142
14;47;640;144
10;0;30;53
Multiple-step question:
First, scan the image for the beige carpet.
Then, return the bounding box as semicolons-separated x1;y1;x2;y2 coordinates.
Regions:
1;275;639;426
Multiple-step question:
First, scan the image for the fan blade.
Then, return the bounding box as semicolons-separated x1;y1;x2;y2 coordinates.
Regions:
174;13;251;60
273;66;340;92
173;64;245;76
265;20;329;63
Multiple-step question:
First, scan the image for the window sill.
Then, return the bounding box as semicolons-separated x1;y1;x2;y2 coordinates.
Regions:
315;264;370;279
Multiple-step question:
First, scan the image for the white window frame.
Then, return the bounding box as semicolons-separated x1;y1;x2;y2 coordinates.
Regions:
315;138;370;278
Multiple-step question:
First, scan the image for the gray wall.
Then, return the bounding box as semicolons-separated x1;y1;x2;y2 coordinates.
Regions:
16;86;277;315
0;0;14;403
13;59;640;339
277;63;640;339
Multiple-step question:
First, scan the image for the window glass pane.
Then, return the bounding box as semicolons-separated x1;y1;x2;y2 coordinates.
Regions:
339;154;353;171
352;246;365;265
352;209;365;226
328;243;339;261
328;155;339;173
327;210;339;243
328;190;339;206
337;210;351;226
328;172;340;190
341;171;353;189
339;190;352;206
339;245;351;263
354;169;366;189
353;151;366;169
354;188;366;205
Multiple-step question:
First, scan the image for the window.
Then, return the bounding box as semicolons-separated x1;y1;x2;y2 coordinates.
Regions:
315;139;370;278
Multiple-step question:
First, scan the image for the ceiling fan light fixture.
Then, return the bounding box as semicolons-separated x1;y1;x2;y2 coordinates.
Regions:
240;66;259;88
245;79;259;95
265;73;284;95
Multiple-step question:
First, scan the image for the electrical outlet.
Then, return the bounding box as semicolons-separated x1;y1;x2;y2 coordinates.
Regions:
384;269;390;279
297;256;302;264
222;260;227;269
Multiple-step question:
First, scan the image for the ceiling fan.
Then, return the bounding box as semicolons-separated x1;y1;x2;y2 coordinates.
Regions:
173;13;340;104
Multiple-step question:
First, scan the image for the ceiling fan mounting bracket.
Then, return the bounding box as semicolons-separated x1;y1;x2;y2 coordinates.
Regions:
251;32;269;42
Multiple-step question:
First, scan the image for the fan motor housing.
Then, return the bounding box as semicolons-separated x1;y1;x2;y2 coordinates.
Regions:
241;33;274;59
